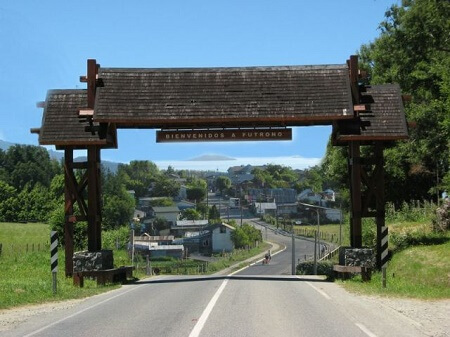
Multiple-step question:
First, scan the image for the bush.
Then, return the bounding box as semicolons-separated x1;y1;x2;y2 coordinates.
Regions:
296;260;334;280
102;226;131;250
390;231;448;251
432;200;449;232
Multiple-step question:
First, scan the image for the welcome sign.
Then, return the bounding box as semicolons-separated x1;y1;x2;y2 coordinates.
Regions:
156;128;292;142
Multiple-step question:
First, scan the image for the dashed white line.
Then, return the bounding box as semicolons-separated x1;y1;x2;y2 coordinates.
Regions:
189;278;229;337
355;323;378;337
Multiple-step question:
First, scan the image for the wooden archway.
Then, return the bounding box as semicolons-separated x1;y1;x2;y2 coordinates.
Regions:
32;56;408;276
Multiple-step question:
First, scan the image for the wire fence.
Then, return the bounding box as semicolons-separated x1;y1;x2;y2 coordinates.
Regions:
0;242;49;256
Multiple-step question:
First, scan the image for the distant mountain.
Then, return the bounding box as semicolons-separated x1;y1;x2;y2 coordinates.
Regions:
0;140;119;173
188;154;236;161
0;139;15;151
74;156;120;173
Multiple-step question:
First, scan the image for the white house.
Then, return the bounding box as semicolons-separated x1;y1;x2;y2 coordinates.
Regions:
151;206;180;226
253;202;277;215
210;223;235;253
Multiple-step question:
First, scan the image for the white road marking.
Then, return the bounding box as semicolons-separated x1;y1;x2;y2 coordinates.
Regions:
189;278;229;337
304;280;331;300
355;323;378;337
22;284;144;337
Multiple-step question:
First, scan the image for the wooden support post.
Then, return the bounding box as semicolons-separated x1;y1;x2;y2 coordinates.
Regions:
87;146;102;251
64;148;74;277
349;141;362;248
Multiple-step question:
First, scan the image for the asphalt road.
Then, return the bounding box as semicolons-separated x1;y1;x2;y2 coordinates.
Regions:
4;275;429;337
2;195;429;336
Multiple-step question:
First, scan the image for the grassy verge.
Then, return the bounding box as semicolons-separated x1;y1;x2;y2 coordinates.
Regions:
0;222;270;309
0;249;118;310
340;239;450;299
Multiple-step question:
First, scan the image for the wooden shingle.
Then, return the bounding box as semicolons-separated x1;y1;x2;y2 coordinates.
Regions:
93;65;354;127
335;84;409;143
39;90;115;147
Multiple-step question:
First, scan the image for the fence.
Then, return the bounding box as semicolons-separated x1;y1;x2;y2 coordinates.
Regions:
0;242;49;256
293;228;341;244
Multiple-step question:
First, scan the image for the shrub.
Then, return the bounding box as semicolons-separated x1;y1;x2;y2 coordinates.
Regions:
296;260;334;280
432;200;449;232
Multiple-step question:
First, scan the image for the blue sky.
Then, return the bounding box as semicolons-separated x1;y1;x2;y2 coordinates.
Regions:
0;0;398;171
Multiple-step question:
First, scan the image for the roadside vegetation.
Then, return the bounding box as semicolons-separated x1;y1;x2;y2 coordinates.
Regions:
0;221;268;310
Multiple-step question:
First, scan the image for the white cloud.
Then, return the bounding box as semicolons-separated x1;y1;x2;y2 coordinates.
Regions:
152;156;321;172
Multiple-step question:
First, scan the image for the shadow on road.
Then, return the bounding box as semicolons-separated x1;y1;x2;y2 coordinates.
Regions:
133;275;329;285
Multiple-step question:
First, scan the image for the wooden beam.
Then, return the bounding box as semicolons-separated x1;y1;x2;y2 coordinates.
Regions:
64;148;74;277
353;104;368;112
87;59;97;109
30;128;41;134
79;109;94;117
349;141;362;248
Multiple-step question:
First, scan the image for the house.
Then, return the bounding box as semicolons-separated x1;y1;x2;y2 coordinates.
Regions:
209;223;235;253
248;188;297;204
297;189;326;206
133;209;146;221
138;197;168;213
178;222;235;255
150;206;180;226
172;220;209;237
253;201;277;215
227;165;257;184
148;245;184;259
277;203;298;216
134;235;175;246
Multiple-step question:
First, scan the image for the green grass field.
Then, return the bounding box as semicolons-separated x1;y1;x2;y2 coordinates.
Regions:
341;240;450;299
0;222;269;309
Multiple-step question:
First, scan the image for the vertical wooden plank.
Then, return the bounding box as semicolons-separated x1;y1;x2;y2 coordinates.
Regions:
95;146;102;250
87;146;98;251
87;59;97;109
349;55;360;105
349;141;362;248
64;148;74;277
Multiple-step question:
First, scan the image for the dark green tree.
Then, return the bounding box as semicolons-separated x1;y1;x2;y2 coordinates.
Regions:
215;176;231;195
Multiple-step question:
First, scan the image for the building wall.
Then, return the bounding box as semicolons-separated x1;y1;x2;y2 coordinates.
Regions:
211;226;234;253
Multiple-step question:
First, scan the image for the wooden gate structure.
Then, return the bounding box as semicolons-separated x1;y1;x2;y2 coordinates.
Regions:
31;56;408;276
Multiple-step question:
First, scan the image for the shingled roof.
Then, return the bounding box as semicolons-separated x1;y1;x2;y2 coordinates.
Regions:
93;64;354;127
334;84;409;143
38;90;115;148
34;60;408;146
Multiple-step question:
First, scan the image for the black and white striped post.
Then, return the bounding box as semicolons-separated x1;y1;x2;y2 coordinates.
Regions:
50;231;58;294
380;226;388;288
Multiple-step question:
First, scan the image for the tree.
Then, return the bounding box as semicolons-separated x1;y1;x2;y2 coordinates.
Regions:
151;175;180;198
181;208;202;220
102;171;135;230
0;181;19;222
186;186;206;203
208;205;220;220
324;0;450;203
216;176;231;195
360;0;450;202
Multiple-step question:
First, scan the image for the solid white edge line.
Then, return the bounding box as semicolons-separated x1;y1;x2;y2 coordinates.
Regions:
188;278;229;337
304;280;331;300
22;284;144;337
355;323;378;337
